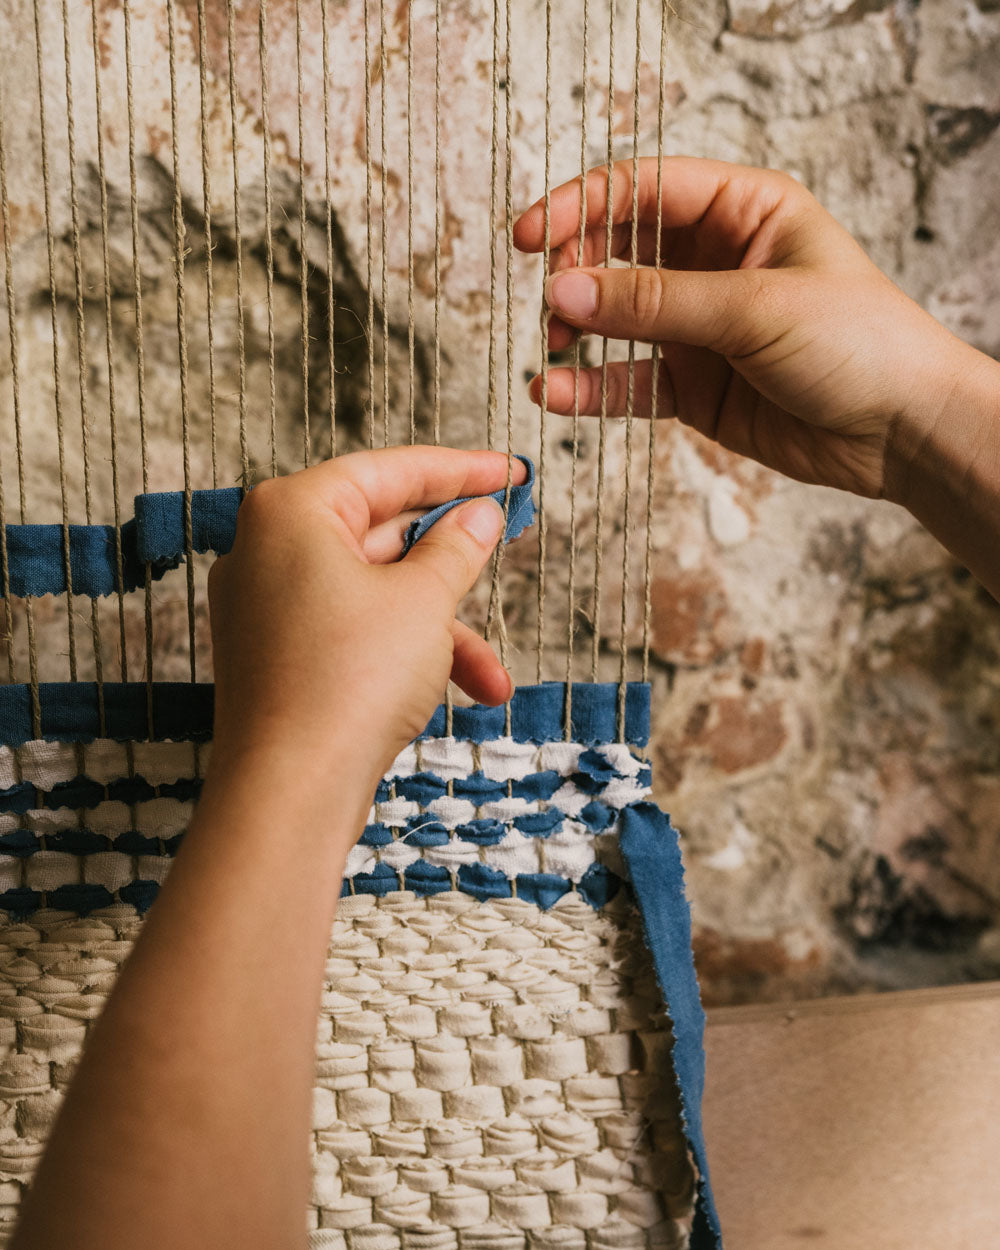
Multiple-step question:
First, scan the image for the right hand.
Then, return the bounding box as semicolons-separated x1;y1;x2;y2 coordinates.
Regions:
513;157;986;501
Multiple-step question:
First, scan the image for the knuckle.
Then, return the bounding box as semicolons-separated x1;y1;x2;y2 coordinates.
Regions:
627;267;665;330
723;270;785;358
239;478;281;524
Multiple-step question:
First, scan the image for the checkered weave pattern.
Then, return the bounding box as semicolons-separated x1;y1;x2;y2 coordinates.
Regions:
0;691;708;1246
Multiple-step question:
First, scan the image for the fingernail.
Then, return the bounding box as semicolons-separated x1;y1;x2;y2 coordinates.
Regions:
458;497;504;545
545;271;598;320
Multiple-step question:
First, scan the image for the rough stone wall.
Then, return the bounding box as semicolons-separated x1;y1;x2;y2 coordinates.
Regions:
0;0;998;1003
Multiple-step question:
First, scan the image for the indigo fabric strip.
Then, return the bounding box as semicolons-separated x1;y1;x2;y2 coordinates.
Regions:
132;488;242;565
401;454;536;555
3;459;535;598
620;803;723;1249
0;680;646;746
4;523;141;598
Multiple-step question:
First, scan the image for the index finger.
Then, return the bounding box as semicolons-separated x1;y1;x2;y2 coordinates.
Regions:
283;446;529;539
514;155;797;257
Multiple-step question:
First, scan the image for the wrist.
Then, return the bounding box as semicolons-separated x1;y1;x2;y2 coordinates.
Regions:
882;342;1000;512
198;730;382;852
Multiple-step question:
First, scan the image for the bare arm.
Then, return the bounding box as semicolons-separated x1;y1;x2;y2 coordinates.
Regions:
11;447;521;1250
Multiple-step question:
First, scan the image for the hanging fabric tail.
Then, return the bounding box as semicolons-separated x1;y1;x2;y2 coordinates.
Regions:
621;804;724;1248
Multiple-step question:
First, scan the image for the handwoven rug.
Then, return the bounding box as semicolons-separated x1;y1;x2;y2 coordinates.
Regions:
0;677;719;1249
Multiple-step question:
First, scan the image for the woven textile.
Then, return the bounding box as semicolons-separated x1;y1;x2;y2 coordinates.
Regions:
0;683;719;1247
0;463;537;600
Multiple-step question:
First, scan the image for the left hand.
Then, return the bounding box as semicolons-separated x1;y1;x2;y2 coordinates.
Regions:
207;447;523;790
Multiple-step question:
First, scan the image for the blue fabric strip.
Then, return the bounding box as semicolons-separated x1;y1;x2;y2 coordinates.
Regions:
3;457;536;598
0;680;649;747
620;803;722;1249
401;454;536;555
2;489;242;599
132;488;243;565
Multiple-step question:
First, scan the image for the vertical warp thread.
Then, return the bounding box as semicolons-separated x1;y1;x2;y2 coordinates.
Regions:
591;0;616;682
32;0;78;682
535;0;552;686
123;0;155;735
196;0;219;488
165;0;198;684
483;0;503;648
225;0;251;488
0;82;40;733
89;0;130;684
0;91;16;682
433;0;443;449
617;0;643;742
643;0;668;684
406;0;416;444
564;0;589;739
434;0;452;736
485;0;502;456
59;0;107;723
321;0;337;458
379;0;390;446
364;0;376;448
500;0;516;697
295;0;311;469
258;0;279;478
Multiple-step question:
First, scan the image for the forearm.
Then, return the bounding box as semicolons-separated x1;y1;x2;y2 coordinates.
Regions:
12;738;377;1250
885;343;1000;599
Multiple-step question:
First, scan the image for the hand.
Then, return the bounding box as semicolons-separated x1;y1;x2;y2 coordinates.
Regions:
514;156;989;501
207;447;523;789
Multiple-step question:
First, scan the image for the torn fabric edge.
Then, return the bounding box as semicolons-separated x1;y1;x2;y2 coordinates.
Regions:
620;803;723;1249
1;456;537;599
0;681;650;747
2;488;243;598
401;454;536;555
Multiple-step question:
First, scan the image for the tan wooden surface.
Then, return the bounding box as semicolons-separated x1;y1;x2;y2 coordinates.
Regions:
702;981;1000;1248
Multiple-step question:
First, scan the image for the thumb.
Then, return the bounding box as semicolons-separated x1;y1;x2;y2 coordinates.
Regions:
402;497;505;604
545;265;789;357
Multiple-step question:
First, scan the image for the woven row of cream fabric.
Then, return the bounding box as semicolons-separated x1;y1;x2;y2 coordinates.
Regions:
0;727;697;1248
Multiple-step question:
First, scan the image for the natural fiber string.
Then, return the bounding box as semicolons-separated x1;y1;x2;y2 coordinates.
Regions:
364;0;376;448
295;0;311;469
321;0;336;458
500;0;517;691
89;0;130;685
379;0;391;447
642;2;668;684
563;0;589;740
434;0;452;737
0;87;35;859
195;0;219;488
0;83;40;734
590;0;616;682
32;0;78;682
483;0;503;646
0;90;17;683
225;0;251;488
432;0;443;450
166;0;198;685
406;0;416;444
485;0;502;456
89;2;146;798
123;0;155;736
535;0;552;686
59;0;108;721
257;0;278;478
616;0;643;742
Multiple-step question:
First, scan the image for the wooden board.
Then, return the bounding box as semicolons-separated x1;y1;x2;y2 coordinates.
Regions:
702;981;1000;1248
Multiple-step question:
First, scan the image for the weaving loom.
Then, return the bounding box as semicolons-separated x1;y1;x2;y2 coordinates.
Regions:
0;0;721;1245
